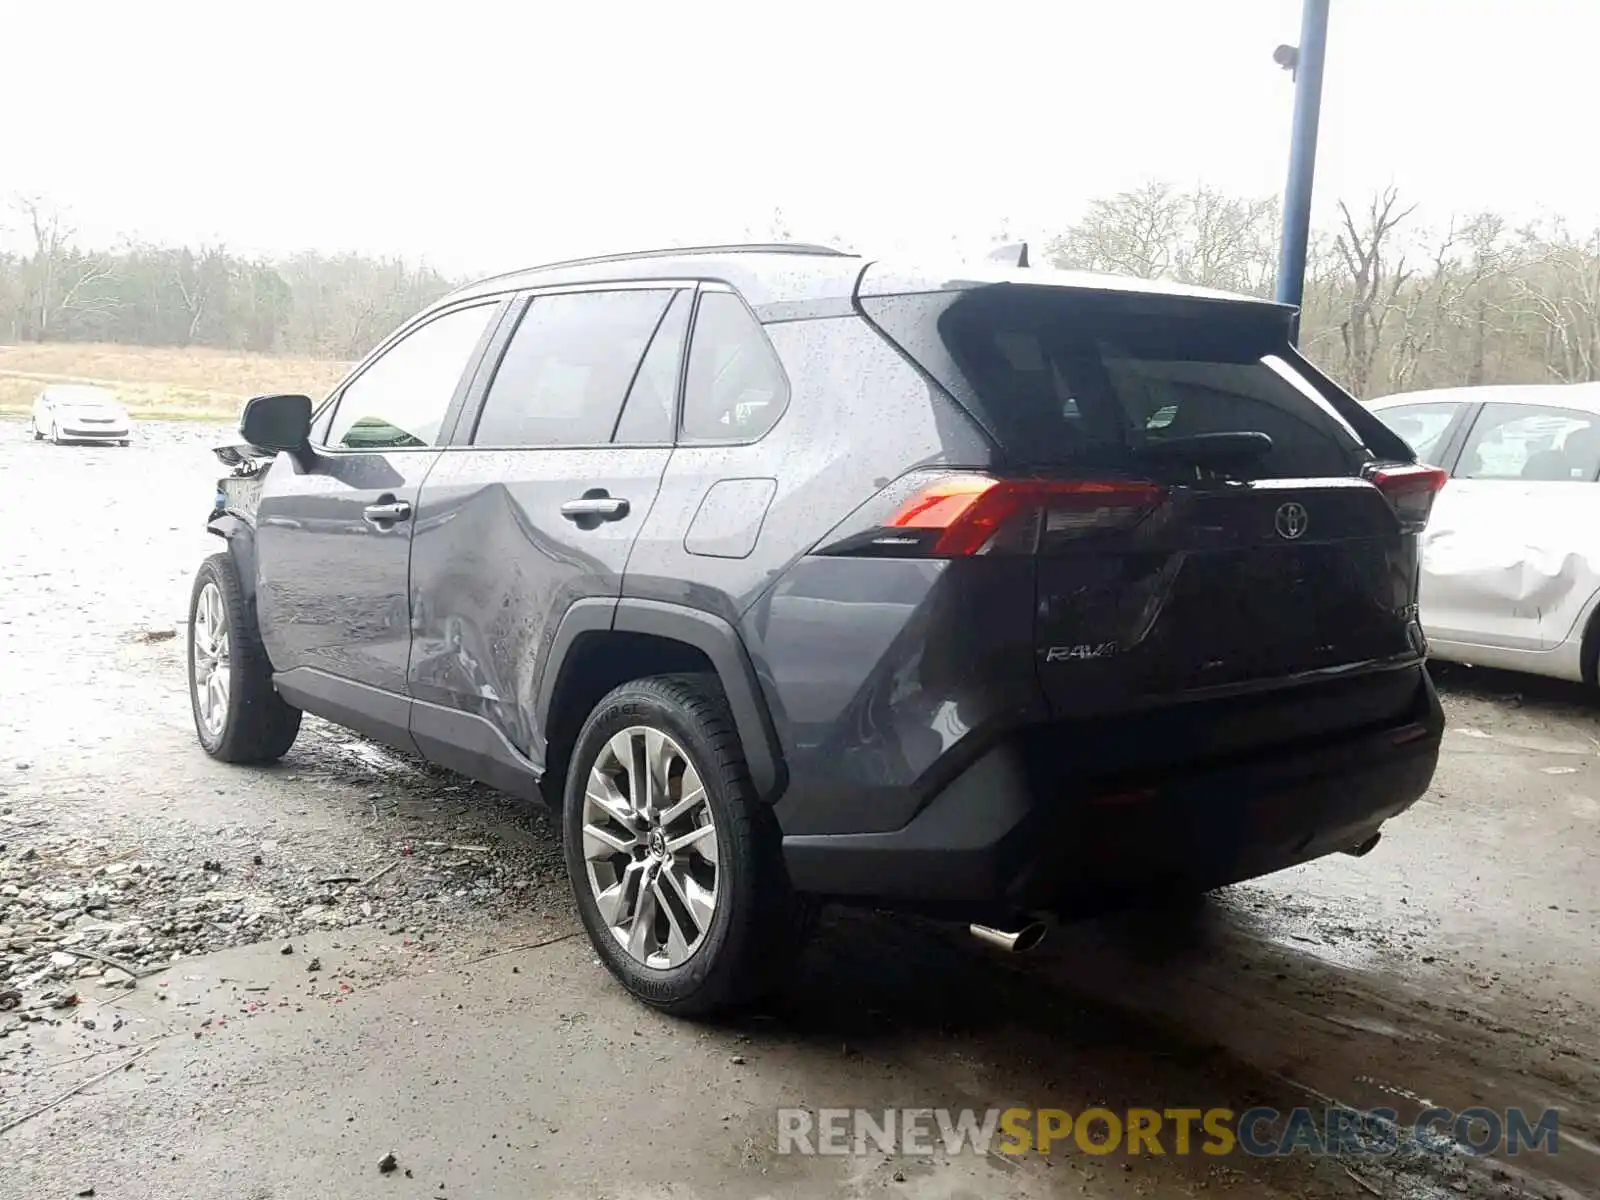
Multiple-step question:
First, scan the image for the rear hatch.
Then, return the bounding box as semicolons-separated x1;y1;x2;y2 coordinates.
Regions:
856;271;1442;733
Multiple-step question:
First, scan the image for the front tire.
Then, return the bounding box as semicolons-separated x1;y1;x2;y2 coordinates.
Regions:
188;552;301;763
49;422;62;445
563;673;812;1016
29;418;42;441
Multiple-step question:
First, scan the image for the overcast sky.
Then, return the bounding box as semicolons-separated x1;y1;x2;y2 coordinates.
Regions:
5;0;1592;275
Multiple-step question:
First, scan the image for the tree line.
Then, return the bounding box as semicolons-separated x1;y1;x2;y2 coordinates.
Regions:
0;196;457;360
1044;182;1600;398
6;188;1600;399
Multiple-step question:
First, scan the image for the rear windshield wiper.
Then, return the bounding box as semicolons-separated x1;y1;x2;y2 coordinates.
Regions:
1131;431;1274;465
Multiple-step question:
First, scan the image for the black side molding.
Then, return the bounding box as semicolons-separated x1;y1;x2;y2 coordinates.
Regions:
206;513;259;613
274;667;419;757
410;698;542;802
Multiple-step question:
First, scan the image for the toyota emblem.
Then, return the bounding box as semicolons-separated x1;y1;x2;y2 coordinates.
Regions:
1274;502;1309;540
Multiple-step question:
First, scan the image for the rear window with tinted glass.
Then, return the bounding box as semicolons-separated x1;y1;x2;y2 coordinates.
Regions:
862;286;1367;478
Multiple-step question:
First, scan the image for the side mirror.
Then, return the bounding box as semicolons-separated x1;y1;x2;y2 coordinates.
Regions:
239;393;313;454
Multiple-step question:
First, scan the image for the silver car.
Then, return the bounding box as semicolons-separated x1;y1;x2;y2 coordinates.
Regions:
1369;383;1600;685
30;384;133;445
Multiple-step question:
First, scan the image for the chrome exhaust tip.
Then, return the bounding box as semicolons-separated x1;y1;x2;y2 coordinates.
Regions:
1341;833;1382;858
969;921;1048;953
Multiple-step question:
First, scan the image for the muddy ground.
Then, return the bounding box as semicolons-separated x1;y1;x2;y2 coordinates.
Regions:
0;419;1596;1200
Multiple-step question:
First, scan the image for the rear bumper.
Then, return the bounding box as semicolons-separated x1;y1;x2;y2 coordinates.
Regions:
781;668;1444;918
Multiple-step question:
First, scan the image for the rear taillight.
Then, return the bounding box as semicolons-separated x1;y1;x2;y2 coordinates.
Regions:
883;474;1166;557
1367;463;1447;533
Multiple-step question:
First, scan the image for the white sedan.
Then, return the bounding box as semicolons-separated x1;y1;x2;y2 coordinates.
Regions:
1369;383;1600;686
30;384;133;446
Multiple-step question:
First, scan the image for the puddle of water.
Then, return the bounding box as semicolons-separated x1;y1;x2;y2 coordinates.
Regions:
1325;1014;1417;1039
329;738;432;781
1452;725;1598;755
1353;1075;1440;1106
1253;929;1388;973
1566;794;1600;820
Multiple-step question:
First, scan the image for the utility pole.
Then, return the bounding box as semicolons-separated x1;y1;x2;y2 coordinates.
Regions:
1274;0;1331;343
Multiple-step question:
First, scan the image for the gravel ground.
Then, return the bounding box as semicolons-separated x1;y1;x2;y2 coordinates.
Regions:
0;420;575;1008
1;417;1596;1200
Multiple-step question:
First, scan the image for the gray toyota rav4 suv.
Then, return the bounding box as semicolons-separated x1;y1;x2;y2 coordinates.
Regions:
189;243;1446;1014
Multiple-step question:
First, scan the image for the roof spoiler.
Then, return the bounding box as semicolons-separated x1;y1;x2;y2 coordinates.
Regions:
988;241;1029;268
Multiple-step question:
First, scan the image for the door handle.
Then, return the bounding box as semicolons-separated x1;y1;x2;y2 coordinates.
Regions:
363;500;412;524
560;496;630;521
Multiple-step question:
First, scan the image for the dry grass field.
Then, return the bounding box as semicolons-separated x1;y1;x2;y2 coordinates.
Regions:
0;343;353;421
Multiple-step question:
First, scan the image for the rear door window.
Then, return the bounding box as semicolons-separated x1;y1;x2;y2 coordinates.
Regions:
1371;401;1462;467
1456;404;1600;481
472;289;676;447
862;287;1366;478
612;291;689;444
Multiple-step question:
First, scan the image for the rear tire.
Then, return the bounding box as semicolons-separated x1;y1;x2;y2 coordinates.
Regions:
563;673;814;1017
1582;609;1600;689
188;552;301;763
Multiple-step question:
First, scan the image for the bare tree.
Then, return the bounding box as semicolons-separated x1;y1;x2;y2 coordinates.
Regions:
10;194;117;340
173;246;234;345
1174;186;1279;295
1385;218;1461;395
1333;186;1416;397
1047;182;1185;279
1458;212;1509;385
13;194;72;339
1505;219;1600;383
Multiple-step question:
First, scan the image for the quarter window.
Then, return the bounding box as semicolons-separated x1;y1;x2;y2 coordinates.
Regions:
1457;404;1600;481
472;289;676;447
681;291;790;443
326;303;496;450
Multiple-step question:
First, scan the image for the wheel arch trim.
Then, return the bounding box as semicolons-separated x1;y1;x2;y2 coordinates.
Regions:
535;598;787;802
205;514;259;612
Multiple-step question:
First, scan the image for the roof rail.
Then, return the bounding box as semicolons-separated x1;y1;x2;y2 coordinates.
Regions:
479;242;856;285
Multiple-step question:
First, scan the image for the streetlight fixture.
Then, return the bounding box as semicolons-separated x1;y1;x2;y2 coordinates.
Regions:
1274;0;1331;343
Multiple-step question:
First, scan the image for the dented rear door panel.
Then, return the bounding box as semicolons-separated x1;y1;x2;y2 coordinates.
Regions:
1419;478;1600;651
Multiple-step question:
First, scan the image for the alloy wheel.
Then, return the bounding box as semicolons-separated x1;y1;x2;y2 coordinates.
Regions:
581;726;720;969
191;581;231;738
